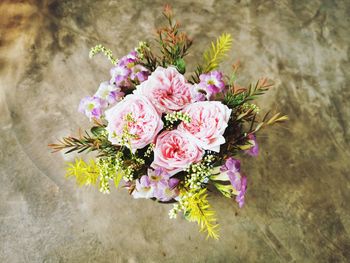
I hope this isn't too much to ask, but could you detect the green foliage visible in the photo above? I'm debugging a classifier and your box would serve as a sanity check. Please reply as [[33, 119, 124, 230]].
[[212, 182, 237, 198], [113, 171, 124, 189], [191, 33, 232, 83], [223, 92, 245, 108], [224, 79, 272, 109], [174, 58, 186, 74], [66, 158, 99, 186], [157, 5, 192, 68], [251, 112, 288, 134], [139, 48, 159, 72], [183, 189, 219, 240], [49, 126, 119, 157], [203, 33, 232, 73], [89, 44, 118, 65], [243, 79, 272, 102]]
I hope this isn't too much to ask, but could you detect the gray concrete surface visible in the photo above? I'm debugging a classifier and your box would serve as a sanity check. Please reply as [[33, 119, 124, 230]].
[[1, 0, 350, 262]]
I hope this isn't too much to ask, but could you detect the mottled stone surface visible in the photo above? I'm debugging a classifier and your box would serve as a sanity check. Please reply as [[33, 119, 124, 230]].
[[1, 0, 350, 262]]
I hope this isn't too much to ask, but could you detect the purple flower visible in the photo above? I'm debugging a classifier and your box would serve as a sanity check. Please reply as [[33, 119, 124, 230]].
[[220, 157, 247, 208], [110, 50, 149, 87], [110, 65, 131, 86], [148, 168, 179, 201], [195, 71, 225, 100], [132, 175, 154, 199], [94, 81, 124, 104], [236, 176, 247, 208], [245, 134, 259, 157], [220, 158, 241, 174], [190, 87, 207, 102], [153, 177, 179, 202], [78, 96, 107, 121], [132, 168, 179, 201], [130, 64, 150, 83], [148, 167, 170, 185], [118, 50, 138, 67]]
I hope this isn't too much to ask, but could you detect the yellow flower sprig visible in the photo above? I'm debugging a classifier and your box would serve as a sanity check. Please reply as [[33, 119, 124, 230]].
[[65, 158, 99, 186], [202, 33, 233, 73], [169, 188, 219, 240]]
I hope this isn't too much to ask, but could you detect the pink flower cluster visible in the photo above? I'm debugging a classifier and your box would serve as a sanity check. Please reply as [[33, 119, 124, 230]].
[[79, 61, 254, 203], [105, 67, 231, 175]]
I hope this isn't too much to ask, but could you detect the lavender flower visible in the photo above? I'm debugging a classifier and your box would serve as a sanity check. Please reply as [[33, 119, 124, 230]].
[[132, 175, 154, 199], [195, 71, 225, 100], [130, 64, 150, 83], [110, 65, 131, 86], [191, 88, 207, 102], [94, 81, 124, 104], [118, 50, 138, 67], [78, 96, 107, 121], [132, 168, 179, 201], [220, 157, 241, 177], [220, 157, 247, 207], [236, 176, 247, 208], [110, 50, 149, 87], [245, 134, 259, 157]]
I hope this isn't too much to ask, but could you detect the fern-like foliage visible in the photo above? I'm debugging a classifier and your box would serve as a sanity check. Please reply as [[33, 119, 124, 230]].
[[203, 33, 232, 73], [183, 189, 219, 239], [66, 158, 99, 186], [191, 33, 233, 83]]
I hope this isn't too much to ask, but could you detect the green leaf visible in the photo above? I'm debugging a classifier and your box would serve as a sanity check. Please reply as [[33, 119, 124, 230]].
[[213, 182, 238, 198], [175, 58, 186, 74], [114, 171, 124, 188], [91, 126, 105, 137]]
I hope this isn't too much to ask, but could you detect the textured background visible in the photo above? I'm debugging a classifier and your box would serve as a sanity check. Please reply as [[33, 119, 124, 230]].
[[1, 0, 350, 262]]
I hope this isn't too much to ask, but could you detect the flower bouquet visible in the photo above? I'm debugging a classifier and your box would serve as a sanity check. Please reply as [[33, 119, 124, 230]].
[[49, 5, 287, 239]]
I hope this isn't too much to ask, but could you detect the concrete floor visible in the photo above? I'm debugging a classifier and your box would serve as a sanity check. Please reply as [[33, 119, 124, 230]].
[[1, 0, 350, 262]]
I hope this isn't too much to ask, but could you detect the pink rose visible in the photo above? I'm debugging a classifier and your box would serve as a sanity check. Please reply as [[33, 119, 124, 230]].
[[178, 101, 232, 152], [134, 66, 194, 113], [152, 130, 203, 176], [105, 94, 163, 152]]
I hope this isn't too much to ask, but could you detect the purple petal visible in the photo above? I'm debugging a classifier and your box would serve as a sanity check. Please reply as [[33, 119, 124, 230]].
[[168, 178, 179, 189], [236, 176, 247, 208], [91, 108, 102, 118], [225, 157, 241, 172], [245, 134, 259, 157], [140, 175, 151, 187], [228, 172, 241, 190], [154, 167, 164, 176]]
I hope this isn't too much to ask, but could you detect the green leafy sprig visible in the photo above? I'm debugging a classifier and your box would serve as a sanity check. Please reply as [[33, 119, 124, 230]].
[[49, 126, 119, 157], [156, 5, 192, 73]]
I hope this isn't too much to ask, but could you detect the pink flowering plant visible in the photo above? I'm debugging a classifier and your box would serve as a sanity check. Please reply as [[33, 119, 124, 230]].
[[49, 5, 287, 239]]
